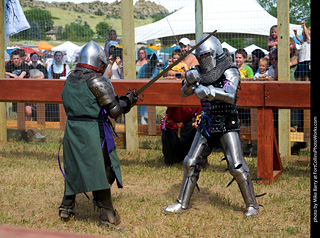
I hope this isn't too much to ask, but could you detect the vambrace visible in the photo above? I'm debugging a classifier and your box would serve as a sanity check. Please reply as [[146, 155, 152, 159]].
[[181, 79, 195, 98], [107, 92, 138, 118], [181, 68, 201, 98], [105, 96, 128, 119]]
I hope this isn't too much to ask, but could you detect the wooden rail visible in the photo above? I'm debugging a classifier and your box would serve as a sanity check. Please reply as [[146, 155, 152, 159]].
[[0, 79, 311, 184]]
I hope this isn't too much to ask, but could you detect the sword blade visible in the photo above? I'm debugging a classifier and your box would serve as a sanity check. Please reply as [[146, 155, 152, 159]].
[[135, 30, 217, 95]]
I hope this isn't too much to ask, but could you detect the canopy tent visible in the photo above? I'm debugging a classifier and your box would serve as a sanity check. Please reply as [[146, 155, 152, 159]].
[[37, 41, 54, 51], [221, 42, 237, 53], [244, 44, 269, 55], [51, 41, 81, 52], [134, 0, 302, 45], [22, 47, 44, 56], [52, 41, 81, 63]]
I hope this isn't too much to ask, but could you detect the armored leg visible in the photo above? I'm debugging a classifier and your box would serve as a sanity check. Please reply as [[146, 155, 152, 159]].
[[93, 189, 120, 227], [220, 132, 259, 216], [59, 194, 76, 221], [163, 131, 207, 213]]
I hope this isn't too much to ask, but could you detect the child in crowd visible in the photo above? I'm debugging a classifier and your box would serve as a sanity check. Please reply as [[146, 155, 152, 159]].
[[235, 48, 254, 155], [254, 58, 270, 80], [235, 48, 254, 79], [166, 49, 189, 79], [267, 25, 278, 54], [294, 21, 311, 81]]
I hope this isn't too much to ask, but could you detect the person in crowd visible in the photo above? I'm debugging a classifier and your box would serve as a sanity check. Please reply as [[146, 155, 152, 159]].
[[160, 49, 204, 166], [5, 50, 45, 140], [251, 49, 265, 73], [58, 40, 138, 226], [5, 50, 29, 79], [289, 37, 307, 154], [253, 58, 270, 80], [136, 52, 159, 79], [48, 51, 70, 79], [289, 37, 299, 77], [165, 49, 189, 78], [223, 48, 233, 63], [136, 53, 159, 124], [235, 48, 254, 79], [294, 21, 311, 81], [267, 25, 278, 54], [235, 48, 254, 155], [104, 48, 123, 79], [106, 41, 119, 64], [47, 51, 70, 122], [268, 49, 278, 80], [136, 46, 148, 75], [178, 37, 199, 68], [104, 29, 121, 58], [29, 52, 48, 79]]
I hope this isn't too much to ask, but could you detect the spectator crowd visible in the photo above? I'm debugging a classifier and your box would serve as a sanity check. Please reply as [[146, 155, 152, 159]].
[[4, 23, 311, 155]]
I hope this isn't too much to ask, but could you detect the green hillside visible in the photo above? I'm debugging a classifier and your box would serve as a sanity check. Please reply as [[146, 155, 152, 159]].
[[25, 7, 153, 38]]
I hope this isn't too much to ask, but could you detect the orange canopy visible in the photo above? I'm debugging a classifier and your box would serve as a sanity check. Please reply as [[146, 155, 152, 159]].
[[37, 41, 54, 51]]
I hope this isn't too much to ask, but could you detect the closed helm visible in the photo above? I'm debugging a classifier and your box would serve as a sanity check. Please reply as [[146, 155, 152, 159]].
[[77, 40, 108, 73], [195, 34, 224, 74]]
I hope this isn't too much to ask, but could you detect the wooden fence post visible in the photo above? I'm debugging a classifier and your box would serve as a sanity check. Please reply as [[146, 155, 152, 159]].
[[0, 0, 7, 144], [121, 0, 138, 151], [277, 0, 291, 157]]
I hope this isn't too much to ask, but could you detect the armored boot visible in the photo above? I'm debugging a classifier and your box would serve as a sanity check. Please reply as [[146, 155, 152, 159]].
[[59, 194, 76, 221], [163, 170, 200, 213], [93, 189, 120, 227], [237, 174, 259, 216]]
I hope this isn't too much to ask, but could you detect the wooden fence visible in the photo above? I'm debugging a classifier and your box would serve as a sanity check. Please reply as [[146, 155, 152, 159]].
[[0, 79, 311, 184]]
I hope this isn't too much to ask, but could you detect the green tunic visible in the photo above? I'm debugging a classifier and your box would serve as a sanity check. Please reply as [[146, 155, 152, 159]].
[[61, 80, 122, 196]]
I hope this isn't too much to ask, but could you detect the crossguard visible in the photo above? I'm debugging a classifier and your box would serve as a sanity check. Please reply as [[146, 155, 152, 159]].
[[128, 88, 144, 101]]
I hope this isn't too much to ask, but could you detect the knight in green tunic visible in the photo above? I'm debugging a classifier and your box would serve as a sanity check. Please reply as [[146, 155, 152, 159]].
[[58, 41, 138, 227]]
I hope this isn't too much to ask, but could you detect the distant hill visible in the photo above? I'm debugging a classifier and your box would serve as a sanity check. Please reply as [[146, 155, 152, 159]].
[[20, 0, 169, 19]]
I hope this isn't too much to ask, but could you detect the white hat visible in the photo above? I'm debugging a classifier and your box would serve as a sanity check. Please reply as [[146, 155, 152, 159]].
[[179, 37, 190, 46], [108, 40, 118, 47]]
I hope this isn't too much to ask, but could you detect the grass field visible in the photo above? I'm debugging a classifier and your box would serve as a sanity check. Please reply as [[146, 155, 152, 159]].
[[0, 130, 310, 237]]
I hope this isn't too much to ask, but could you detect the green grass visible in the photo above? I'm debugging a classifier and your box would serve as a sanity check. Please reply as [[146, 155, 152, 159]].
[[0, 130, 311, 237]]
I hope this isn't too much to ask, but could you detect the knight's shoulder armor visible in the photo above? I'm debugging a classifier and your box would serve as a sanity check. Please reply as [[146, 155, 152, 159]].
[[86, 75, 116, 107]]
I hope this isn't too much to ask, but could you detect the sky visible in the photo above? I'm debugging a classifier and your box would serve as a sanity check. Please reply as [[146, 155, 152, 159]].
[[40, 0, 193, 13]]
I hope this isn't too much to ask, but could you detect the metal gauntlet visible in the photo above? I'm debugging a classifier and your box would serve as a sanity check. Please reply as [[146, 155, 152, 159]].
[[119, 92, 138, 114]]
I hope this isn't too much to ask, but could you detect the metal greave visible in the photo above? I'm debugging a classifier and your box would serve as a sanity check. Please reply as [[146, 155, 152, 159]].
[[177, 131, 207, 209], [220, 132, 258, 210]]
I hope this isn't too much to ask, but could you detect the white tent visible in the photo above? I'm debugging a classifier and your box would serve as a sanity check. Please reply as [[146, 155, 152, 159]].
[[51, 41, 81, 52], [221, 42, 237, 53], [244, 44, 269, 55], [51, 41, 81, 63], [135, 0, 301, 44]]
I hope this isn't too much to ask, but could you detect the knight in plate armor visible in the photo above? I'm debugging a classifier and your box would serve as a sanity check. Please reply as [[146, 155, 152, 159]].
[[163, 34, 261, 217], [58, 41, 138, 226]]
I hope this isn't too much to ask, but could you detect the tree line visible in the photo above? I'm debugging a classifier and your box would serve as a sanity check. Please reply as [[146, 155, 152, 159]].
[[11, 8, 113, 42]]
